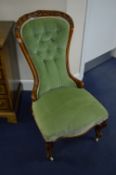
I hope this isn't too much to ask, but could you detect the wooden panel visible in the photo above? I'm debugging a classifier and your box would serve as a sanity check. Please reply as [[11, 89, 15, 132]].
[[0, 57, 2, 67], [0, 98, 10, 111], [0, 84, 6, 95], [2, 24, 20, 106], [0, 69, 4, 80], [0, 22, 13, 48], [0, 71, 3, 80], [0, 21, 21, 123]]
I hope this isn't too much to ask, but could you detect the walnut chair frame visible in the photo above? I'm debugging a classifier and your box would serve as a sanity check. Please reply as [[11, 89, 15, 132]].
[[15, 10, 108, 161]]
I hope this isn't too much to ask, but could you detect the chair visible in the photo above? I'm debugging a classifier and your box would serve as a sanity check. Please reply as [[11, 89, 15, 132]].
[[15, 10, 108, 161]]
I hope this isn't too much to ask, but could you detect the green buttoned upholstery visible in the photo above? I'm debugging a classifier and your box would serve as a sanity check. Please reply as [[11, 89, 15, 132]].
[[20, 15, 108, 142], [21, 18, 76, 97]]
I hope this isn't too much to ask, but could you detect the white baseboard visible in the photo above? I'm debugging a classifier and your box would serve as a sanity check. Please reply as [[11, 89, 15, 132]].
[[20, 72, 82, 91], [111, 49, 116, 58], [20, 80, 33, 90]]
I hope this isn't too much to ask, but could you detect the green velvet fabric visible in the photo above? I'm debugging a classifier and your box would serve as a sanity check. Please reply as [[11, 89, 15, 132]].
[[21, 17, 76, 97], [33, 87, 108, 141], [21, 16, 108, 142]]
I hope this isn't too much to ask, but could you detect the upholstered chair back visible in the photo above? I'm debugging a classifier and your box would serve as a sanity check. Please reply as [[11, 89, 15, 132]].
[[19, 12, 76, 97]]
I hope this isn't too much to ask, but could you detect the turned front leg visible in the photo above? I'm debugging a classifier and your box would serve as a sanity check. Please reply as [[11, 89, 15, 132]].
[[45, 142, 54, 161], [95, 120, 107, 142], [95, 125, 103, 142]]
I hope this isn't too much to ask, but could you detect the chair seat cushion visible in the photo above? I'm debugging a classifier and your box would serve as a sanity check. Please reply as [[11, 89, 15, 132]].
[[32, 87, 108, 141]]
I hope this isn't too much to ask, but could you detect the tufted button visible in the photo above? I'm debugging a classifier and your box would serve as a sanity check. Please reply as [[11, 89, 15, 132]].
[[34, 32, 39, 38], [40, 40, 45, 44], [57, 47, 62, 53], [43, 59, 47, 64], [47, 49, 51, 54], [56, 29, 61, 34], [37, 50, 41, 56], [51, 38, 55, 43], [54, 57, 57, 62], [45, 31, 51, 36]]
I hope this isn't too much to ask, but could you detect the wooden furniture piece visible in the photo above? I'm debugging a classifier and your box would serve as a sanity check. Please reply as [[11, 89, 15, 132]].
[[0, 21, 21, 123], [16, 10, 108, 160]]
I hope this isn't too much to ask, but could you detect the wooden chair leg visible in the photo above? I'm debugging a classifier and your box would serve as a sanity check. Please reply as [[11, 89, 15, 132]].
[[101, 120, 107, 128], [95, 125, 102, 142], [45, 142, 54, 161], [95, 120, 107, 142]]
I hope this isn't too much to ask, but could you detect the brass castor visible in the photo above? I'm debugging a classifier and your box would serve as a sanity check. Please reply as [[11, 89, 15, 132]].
[[95, 137, 100, 142], [49, 156, 54, 161], [95, 123, 104, 142], [45, 142, 54, 161]]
